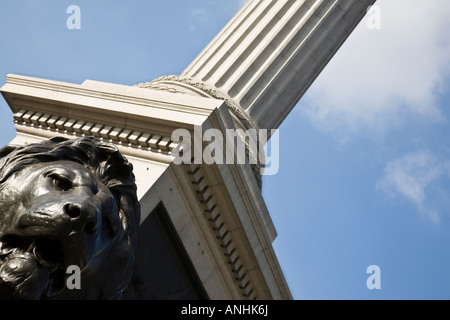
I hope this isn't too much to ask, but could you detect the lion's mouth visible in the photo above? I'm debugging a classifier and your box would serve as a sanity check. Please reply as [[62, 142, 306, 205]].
[[0, 235, 66, 298], [1, 235, 63, 269]]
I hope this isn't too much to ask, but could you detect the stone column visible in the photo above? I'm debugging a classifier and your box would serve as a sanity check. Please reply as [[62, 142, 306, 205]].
[[179, 0, 376, 131]]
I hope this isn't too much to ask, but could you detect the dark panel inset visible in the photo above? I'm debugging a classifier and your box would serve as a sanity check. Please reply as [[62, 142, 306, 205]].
[[125, 202, 208, 300]]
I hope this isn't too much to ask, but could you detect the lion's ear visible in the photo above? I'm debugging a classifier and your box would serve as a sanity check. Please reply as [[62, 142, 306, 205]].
[[0, 144, 22, 159]]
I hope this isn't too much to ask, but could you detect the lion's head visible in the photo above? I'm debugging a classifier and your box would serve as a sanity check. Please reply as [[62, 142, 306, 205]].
[[0, 136, 140, 299]]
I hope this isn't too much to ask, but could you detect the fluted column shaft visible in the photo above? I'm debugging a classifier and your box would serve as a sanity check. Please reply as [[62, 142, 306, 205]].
[[181, 0, 376, 131]]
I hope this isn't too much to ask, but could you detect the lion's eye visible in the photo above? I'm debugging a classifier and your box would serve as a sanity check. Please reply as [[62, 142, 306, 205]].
[[49, 174, 73, 191]]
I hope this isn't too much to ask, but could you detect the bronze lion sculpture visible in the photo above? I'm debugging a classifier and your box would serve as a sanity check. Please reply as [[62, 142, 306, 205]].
[[0, 136, 140, 299]]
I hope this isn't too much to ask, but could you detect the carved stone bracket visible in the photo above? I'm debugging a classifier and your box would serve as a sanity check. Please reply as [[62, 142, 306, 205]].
[[185, 162, 257, 300], [13, 109, 176, 153]]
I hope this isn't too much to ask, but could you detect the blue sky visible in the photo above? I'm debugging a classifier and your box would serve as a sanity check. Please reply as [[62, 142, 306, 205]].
[[1, 1, 450, 300]]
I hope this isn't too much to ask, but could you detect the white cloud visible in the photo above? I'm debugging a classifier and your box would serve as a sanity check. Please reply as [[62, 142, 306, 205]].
[[301, 0, 450, 141], [376, 151, 450, 224], [191, 8, 208, 23]]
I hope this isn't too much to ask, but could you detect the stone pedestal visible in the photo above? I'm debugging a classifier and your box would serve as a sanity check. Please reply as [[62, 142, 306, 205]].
[[1, 74, 290, 299]]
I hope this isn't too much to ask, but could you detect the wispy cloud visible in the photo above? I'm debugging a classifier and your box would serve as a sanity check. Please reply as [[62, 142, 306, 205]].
[[301, 0, 450, 142], [188, 0, 246, 32], [188, 8, 208, 32], [376, 151, 450, 224], [191, 8, 208, 23]]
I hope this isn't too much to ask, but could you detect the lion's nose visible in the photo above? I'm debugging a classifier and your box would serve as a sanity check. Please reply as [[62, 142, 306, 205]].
[[63, 202, 98, 235]]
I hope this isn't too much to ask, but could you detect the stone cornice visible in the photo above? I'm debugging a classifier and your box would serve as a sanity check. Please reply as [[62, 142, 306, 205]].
[[5, 74, 219, 118], [1, 75, 225, 139]]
